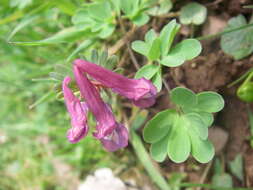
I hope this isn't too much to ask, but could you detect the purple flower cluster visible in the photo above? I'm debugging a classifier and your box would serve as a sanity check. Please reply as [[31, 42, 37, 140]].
[[62, 59, 157, 151]]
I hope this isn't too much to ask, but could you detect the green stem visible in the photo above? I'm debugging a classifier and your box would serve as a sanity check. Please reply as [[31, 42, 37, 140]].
[[196, 23, 253, 41], [227, 68, 253, 88], [180, 183, 252, 190], [130, 130, 171, 190]]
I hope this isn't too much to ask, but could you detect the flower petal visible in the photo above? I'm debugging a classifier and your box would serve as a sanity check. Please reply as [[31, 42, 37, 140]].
[[62, 77, 89, 143], [74, 59, 157, 108], [100, 123, 128, 152]]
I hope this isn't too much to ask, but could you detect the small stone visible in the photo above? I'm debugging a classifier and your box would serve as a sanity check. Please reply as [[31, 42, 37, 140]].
[[78, 168, 127, 190]]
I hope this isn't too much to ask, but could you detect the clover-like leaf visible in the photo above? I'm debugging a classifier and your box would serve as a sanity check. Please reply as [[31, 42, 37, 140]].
[[143, 109, 177, 143], [161, 39, 201, 67], [132, 13, 150, 26], [88, 1, 111, 21], [159, 19, 180, 57], [152, 69, 162, 92], [135, 64, 159, 79], [196, 92, 225, 113], [221, 14, 253, 60], [167, 116, 191, 163], [170, 87, 197, 108], [180, 2, 207, 25], [135, 64, 162, 91], [188, 129, 214, 163], [145, 29, 157, 46], [150, 134, 169, 162], [131, 41, 149, 56], [148, 38, 161, 61], [185, 113, 208, 140]]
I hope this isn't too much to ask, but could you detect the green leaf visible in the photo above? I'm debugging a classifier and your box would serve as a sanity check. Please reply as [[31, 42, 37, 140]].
[[148, 38, 161, 61], [167, 116, 191, 163], [132, 13, 149, 26], [143, 109, 177, 143], [161, 39, 201, 67], [150, 134, 169, 162], [9, 27, 90, 46], [135, 64, 159, 79], [221, 14, 253, 60], [180, 2, 207, 25], [7, 15, 39, 41], [229, 154, 244, 182], [145, 29, 157, 45], [185, 113, 208, 140], [159, 19, 180, 57], [196, 92, 225, 113], [170, 87, 197, 108], [189, 130, 214, 163], [196, 112, 214, 127], [72, 9, 93, 29], [88, 1, 111, 21], [152, 69, 162, 92], [148, 0, 173, 16], [98, 24, 115, 38], [131, 40, 149, 56], [67, 39, 95, 62]]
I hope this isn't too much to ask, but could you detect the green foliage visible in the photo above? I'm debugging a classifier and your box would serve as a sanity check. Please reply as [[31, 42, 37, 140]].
[[179, 2, 207, 25], [132, 20, 201, 91], [135, 64, 162, 91], [132, 20, 201, 64], [120, 0, 151, 26], [143, 87, 224, 163], [237, 71, 253, 102], [72, 1, 116, 38], [221, 14, 253, 60], [148, 0, 173, 16]]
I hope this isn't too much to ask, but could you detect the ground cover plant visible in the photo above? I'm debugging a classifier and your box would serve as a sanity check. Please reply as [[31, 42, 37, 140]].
[[1, 0, 253, 190]]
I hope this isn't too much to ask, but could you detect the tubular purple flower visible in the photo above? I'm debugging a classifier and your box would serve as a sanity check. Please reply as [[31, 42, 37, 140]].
[[62, 76, 89, 143], [74, 59, 157, 108], [73, 65, 129, 151], [73, 65, 115, 139]]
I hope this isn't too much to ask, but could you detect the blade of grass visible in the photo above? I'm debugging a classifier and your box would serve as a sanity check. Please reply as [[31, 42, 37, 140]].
[[130, 130, 171, 190], [29, 91, 56, 109]]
